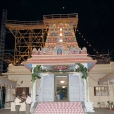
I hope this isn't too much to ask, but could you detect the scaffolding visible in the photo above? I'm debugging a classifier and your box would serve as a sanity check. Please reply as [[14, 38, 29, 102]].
[[6, 20, 47, 65], [5, 13, 78, 65], [0, 9, 7, 74]]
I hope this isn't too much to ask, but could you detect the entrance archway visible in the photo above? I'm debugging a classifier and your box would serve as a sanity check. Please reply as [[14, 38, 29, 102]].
[[54, 75, 69, 101]]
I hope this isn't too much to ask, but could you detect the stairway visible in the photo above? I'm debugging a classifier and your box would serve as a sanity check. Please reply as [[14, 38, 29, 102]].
[[34, 102, 85, 114]]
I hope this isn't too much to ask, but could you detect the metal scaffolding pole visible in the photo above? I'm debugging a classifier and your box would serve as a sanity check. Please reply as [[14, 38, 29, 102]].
[[0, 9, 7, 74]]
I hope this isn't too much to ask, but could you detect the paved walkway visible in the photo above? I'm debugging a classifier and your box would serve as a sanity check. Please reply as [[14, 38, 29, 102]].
[[0, 108, 114, 114], [88, 108, 114, 114]]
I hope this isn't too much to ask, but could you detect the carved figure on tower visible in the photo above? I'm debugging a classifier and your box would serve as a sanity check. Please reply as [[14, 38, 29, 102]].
[[32, 47, 38, 55]]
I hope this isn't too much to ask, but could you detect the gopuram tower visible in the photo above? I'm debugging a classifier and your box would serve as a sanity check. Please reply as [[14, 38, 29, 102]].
[[24, 14, 96, 113]]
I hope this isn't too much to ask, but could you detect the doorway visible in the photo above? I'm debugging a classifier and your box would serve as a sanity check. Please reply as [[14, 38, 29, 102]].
[[54, 75, 69, 101]]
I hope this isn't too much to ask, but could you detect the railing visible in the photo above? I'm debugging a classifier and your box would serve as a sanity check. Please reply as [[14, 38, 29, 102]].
[[43, 13, 78, 19], [6, 20, 44, 25], [0, 101, 12, 109]]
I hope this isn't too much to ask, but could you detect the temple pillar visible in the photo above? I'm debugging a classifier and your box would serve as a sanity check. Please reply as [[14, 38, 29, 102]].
[[85, 77, 94, 112], [30, 65, 37, 114], [31, 65, 37, 103], [32, 80, 36, 103], [84, 79, 86, 102]]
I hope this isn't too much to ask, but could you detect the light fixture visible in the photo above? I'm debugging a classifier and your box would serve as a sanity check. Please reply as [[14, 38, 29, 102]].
[[60, 33, 62, 36], [60, 80, 65, 83], [60, 28, 62, 31], [59, 39, 63, 42], [62, 86, 65, 88]]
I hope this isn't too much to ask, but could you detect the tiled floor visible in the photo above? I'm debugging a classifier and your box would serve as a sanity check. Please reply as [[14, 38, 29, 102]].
[[0, 108, 114, 114]]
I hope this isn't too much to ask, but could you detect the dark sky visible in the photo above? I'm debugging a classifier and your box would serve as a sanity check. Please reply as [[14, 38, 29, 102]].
[[0, 0, 114, 59]]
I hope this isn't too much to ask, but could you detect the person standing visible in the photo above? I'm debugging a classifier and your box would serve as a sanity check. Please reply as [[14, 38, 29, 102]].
[[25, 94, 32, 114], [56, 92, 60, 100], [60, 91, 64, 100], [14, 95, 21, 114]]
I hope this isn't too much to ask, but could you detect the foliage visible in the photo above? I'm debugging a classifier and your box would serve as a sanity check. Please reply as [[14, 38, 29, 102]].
[[107, 101, 113, 106], [97, 102, 101, 105], [76, 63, 88, 80], [97, 102, 101, 108], [32, 65, 41, 83], [107, 101, 113, 109]]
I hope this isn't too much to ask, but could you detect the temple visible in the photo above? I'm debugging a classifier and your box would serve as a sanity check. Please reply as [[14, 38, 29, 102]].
[[23, 14, 96, 113], [2, 14, 114, 114]]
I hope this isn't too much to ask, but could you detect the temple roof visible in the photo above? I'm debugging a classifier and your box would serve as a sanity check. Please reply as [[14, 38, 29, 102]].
[[23, 54, 97, 71]]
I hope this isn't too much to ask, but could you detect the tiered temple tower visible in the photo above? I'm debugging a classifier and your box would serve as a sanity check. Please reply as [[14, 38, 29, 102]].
[[24, 14, 96, 113], [32, 14, 87, 56], [45, 22, 79, 54]]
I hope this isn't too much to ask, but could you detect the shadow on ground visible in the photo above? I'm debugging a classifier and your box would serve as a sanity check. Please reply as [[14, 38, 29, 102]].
[[0, 109, 25, 114]]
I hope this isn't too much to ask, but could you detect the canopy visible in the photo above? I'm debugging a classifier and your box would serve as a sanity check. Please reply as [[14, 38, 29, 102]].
[[0, 76, 17, 88], [99, 71, 114, 84]]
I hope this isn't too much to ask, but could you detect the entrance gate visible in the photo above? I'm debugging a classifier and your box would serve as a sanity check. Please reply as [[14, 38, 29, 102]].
[[39, 73, 84, 102]]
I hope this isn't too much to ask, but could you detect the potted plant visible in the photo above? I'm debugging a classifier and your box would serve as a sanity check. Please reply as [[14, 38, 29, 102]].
[[97, 102, 101, 108], [107, 101, 113, 110]]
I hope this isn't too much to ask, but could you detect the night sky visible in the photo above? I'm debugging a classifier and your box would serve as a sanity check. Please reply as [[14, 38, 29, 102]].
[[0, 0, 114, 60]]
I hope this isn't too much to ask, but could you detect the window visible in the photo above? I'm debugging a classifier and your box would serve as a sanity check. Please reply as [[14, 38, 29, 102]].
[[94, 86, 109, 96], [16, 87, 29, 95]]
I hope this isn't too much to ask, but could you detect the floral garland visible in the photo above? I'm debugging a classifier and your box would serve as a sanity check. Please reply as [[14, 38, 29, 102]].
[[76, 63, 88, 80], [31, 63, 88, 83], [32, 65, 41, 83]]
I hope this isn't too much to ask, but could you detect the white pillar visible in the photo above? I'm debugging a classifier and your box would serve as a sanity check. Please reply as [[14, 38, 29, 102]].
[[85, 77, 94, 112], [30, 66, 37, 113], [87, 78, 90, 102], [5, 87, 11, 107], [84, 79, 86, 102], [86, 78, 90, 102], [31, 66, 37, 103], [32, 80, 36, 103]]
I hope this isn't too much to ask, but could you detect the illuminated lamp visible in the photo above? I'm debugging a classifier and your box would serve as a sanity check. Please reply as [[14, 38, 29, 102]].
[[62, 86, 65, 88], [60, 33, 62, 36], [60, 81, 65, 83], [60, 28, 62, 31], [59, 39, 63, 42]]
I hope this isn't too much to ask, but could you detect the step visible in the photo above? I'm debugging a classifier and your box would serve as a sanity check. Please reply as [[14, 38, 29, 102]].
[[34, 102, 84, 114]]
